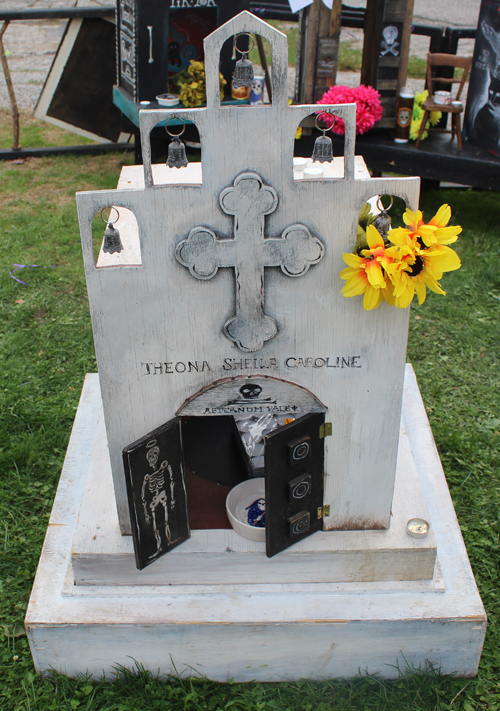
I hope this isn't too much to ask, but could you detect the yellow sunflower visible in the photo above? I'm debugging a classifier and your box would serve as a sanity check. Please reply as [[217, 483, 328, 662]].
[[385, 244, 462, 308], [340, 225, 398, 310], [388, 204, 462, 249]]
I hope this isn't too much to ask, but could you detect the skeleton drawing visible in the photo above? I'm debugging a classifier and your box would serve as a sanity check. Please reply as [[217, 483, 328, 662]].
[[141, 439, 175, 558], [380, 25, 399, 57]]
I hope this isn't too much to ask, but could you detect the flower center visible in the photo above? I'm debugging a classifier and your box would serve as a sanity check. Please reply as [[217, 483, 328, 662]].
[[408, 255, 424, 276]]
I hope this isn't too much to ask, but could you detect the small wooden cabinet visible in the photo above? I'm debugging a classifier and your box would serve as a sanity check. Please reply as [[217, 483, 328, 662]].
[[123, 411, 325, 567]]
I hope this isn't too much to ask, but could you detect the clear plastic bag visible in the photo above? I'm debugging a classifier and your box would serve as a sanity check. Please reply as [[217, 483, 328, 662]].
[[234, 414, 295, 475]]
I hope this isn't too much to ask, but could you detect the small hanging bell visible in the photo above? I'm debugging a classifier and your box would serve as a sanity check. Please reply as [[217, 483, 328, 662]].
[[233, 56, 254, 88], [373, 196, 394, 241], [103, 223, 124, 254], [166, 117, 188, 169], [312, 113, 334, 163], [312, 134, 334, 163], [167, 136, 188, 169], [233, 33, 255, 89], [101, 207, 123, 254]]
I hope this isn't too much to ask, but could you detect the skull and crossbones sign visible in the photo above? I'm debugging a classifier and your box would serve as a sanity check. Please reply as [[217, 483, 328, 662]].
[[380, 25, 399, 56]]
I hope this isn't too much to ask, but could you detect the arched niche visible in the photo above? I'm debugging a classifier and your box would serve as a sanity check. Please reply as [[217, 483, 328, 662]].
[[177, 374, 327, 417]]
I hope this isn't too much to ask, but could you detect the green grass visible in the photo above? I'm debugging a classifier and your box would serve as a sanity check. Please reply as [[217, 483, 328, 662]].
[[338, 41, 363, 73], [407, 55, 428, 80], [249, 20, 299, 68], [0, 110, 95, 150], [0, 117, 499, 709]]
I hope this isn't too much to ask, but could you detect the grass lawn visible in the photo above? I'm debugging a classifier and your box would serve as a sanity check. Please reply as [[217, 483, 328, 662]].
[[0, 111, 499, 710]]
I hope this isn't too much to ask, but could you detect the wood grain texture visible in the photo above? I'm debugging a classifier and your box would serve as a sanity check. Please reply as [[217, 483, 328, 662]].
[[25, 367, 486, 680], [76, 13, 420, 536]]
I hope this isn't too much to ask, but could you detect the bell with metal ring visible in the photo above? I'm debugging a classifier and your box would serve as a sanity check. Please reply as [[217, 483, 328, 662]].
[[166, 117, 188, 169], [101, 207, 124, 254], [373, 195, 394, 241], [312, 113, 335, 164], [233, 33, 255, 89]]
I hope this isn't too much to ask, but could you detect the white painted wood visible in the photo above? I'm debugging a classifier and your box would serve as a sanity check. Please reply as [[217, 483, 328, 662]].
[[115, 156, 369, 192], [76, 13, 420, 535], [96, 156, 369, 270], [71, 384, 437, 585], [25, 367, 486, 680]]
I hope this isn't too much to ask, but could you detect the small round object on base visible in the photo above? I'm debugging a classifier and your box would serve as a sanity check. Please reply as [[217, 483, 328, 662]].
[[433, 91, 452, 105], [303, 166, 324, 179], [407, 518, 430, 538], [156, 94, 180, 107], [394, 137, 409, 143], [226, 478, 266, 542], [293, 157, 308, 169], [139, 100, 151, 106]]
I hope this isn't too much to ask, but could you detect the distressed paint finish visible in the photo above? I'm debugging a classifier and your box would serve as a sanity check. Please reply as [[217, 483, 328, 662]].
[[76, 12, 420, 534], [176, 171, 324, 352]]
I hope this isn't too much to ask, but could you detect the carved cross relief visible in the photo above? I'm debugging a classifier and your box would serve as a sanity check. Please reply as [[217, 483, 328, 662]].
[[175, 172, 325, 352]]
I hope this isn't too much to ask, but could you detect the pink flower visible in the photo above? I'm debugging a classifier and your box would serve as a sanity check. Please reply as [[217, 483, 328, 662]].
[[317, 85, 383, 135]]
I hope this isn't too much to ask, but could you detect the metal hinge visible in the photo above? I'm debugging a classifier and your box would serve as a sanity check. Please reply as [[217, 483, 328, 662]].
[[319, 422, 332, 439], [317, 505, 331, 519]]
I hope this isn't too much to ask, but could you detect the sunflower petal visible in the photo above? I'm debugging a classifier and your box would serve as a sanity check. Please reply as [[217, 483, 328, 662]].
[[366, 224, 385, 250], [382, 283, 396, 306], [387, 226, 411, 245], [418, 225, 438, 246], [429, 246, 462, 272], [403, 209, 421, 228], [434, 225, 462, 244], [339, 266, 360, 279], [365, 260, 386, 288], [363, 284, 383, 310], [414, 280, 427, 305], [342, 252, 365, 268], [341, 273, 368, 296], [424, 274, 446, 295], [394, 283, 414, 308], [429, 204, 451, 228]]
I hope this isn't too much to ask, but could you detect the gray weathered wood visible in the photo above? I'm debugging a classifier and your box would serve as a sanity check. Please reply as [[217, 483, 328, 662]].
[[176, 171, 325, 351], [76, 12, 420, 535], [25, 367, 486, 679]]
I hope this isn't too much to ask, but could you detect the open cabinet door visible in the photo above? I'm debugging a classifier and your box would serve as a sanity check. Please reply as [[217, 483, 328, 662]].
[[265, 413, 326, 558], [123, 418, 190, 570]]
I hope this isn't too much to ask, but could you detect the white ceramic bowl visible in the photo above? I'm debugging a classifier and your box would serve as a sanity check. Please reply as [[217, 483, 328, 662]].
[[304, 166, 324, 179], [156, 93, 180, 107], [293, 157, 308, 169], [226, 478, 266, 542]]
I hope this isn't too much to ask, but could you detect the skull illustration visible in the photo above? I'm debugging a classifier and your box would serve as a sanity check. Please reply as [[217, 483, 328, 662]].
[[382, 25, 398, 45], [252, 78, 264, 93], [146, 443, 160, 469], [239, 383, 263, 400]]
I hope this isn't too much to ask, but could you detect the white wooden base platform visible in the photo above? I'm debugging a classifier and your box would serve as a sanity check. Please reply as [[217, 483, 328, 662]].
[[25, 365, 486, 680]]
